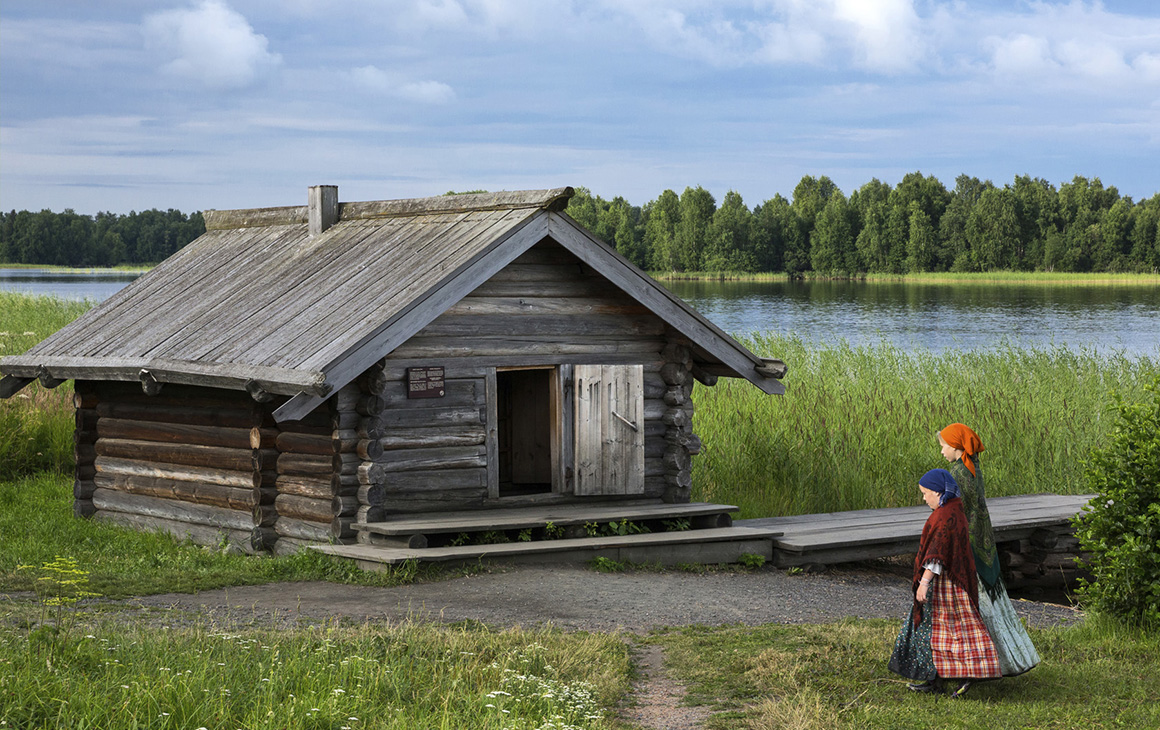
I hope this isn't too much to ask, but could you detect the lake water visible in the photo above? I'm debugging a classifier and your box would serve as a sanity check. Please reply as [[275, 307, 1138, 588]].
[[664, 279, 1160, 357], [0, 268, 142, 302], [3, 269, 1157, 357]]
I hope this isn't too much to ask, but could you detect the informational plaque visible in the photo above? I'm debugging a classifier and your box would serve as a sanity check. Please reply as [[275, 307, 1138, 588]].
[[406, 366, 445, 399]]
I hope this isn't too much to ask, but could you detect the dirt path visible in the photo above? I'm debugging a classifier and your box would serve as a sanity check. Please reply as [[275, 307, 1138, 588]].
[[124, 563, 1080, 633]]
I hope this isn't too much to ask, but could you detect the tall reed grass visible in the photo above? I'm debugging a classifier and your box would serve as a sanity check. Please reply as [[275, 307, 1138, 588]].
[[0, 292, 92, 479], [0, 618, 630, 729], [692, 333, 1159, 517]]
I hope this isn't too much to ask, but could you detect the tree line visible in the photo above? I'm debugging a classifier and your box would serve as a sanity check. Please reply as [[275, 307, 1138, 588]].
[[3, 173, 1158, 273], [0, 209, 205, 267], [566, 173, 1160, 275]]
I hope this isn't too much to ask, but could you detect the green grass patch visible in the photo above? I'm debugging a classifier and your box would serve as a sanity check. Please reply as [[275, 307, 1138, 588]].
[[0, 292, 94, 479], [693, 334, 1159, 517], [649, 616, 1160, 729], [0, 616, 630, 730], [0, 472, 464, 597]]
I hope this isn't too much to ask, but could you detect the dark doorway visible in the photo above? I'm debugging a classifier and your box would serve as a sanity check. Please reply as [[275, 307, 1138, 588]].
[[496, 368, 553, 497]]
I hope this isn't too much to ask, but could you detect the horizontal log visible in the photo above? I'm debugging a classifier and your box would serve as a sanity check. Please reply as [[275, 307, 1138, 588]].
[[277, 453, 337, 476], [248, 427, 277, 449], [76, 464, 97, 480], [368, 445, 488, 476], [76, 409, 99, 431], [275, 431, 338, 456], [272, 536, 315, 556], [92, 488, 255, 531], [387, 335, 665, 361], [444, 295, 650, 318], [275, 476, 337, 500], [357, 484, 385, 506], [94, 456, 253, 489], [376, 405, 484, 429], [93, 510, 268, 554], [330, 517, 356, 541], [380, 468, 488, 493], [357, 505, 385, 524], [379, 425, 487, 451], [74, 500, 97, 518], [418, 314, 666, 339], [94, 472, 263, 511], [275, 494, 334, 523], [73, 391, 100, 409], [98, 417, 258, 450], [96, 437, 263, 473], [76, 443, 96, 462], [371, 490, 488, 513], [96, 401, 261, 429], [274, 517, 330, 542], [74, 479, 97, 500], [358, 439, 384, 461], [333, 495, 359, 516], [378, 378, 483, 410]]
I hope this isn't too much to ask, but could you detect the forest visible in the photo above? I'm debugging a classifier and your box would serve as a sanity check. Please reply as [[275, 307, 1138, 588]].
[[0, 208, 204, 267], [2, 173, 1157, 273]]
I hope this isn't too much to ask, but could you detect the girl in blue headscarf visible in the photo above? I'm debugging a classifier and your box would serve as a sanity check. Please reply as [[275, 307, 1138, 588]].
[[888, 469, 1000, 697]]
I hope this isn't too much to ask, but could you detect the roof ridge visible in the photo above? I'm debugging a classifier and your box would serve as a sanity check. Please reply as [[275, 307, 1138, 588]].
[[205, 187, 574, 231]]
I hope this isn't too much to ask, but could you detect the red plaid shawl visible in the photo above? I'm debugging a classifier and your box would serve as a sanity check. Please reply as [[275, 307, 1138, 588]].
[[912, 497, 979, 625]]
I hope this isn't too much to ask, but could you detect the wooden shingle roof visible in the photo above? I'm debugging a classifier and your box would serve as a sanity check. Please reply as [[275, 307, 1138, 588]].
[[2, 187, 785, 421]]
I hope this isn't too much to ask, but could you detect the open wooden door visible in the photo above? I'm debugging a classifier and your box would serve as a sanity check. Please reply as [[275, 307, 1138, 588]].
[[573, 364, 645, 496]]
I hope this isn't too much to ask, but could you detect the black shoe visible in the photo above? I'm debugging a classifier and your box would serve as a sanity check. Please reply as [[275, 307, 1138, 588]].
[[907, 680, 942, 694], [947, 680, 971, 698]]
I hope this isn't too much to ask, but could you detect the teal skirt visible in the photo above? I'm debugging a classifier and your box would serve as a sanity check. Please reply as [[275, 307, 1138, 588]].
[[888, 604, 937, 682]]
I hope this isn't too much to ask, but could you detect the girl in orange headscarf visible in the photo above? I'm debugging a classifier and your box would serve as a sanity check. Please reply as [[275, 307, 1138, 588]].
[[938, 423, 1040, 677]]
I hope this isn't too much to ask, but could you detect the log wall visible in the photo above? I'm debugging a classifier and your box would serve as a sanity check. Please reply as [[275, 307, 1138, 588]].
[[269, 382, 362, 556], [83, 382, 275, 553], [353, 241, 701, 523]]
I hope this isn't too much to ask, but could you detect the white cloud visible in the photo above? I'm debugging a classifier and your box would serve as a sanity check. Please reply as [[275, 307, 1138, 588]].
[[143, 0, 281, 89], [348, 65, 455, 103], [988, 34, 1060, 77]]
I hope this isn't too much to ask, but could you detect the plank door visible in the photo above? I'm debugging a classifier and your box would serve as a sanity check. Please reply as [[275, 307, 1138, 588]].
[[573, 364, 645, 496]]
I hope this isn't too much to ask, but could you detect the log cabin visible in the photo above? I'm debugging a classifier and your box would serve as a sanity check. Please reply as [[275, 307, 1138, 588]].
[[1, 186, 787, 558]]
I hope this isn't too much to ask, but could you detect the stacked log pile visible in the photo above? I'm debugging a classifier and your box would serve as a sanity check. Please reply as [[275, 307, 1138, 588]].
[[86, 382, 275, 553], [658, 342, 699, 504], [999, 525, 1091, 592], [270, 383, 361, 555]]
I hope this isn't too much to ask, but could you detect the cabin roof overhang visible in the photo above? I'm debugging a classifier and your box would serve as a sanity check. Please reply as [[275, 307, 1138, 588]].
[[1, 187, 785, 417]]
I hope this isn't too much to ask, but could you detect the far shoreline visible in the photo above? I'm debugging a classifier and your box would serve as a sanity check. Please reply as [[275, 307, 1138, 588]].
[[652, 270, 1160, 285]]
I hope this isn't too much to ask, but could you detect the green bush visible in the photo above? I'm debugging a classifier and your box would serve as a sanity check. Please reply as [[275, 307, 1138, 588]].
[[1074, 374, 1160, 625]]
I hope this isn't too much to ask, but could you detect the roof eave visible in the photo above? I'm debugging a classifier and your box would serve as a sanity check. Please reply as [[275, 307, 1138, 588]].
[[0, 355, 329, 399]]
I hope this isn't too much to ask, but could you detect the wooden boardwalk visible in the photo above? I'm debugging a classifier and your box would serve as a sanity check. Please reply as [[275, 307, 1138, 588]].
[[739, 493, 1092, 567]]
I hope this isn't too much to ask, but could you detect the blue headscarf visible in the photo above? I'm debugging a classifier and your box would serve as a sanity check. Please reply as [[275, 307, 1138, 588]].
[[919, 468, 961, 507]]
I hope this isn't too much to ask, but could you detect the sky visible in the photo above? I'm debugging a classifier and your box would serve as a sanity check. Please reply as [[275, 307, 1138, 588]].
[[1, 0, 1158, 215]]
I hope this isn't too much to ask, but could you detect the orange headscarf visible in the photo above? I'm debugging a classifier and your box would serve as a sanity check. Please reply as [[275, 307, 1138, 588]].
[[940, 423, 985, 477]]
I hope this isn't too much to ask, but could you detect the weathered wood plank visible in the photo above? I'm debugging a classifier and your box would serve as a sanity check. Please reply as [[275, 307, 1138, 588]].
[[95, 438, 263, 473], [94, 473, 263, 511], [358, 502, 736, 535], [95, 510, 270, 554], [92, 488, 255, 531], [94, 456, 253, 489]]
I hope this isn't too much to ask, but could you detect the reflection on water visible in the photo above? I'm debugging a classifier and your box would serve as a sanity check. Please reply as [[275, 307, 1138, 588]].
[[0, 268, 141, 302], [663, 279, 1160, 356]]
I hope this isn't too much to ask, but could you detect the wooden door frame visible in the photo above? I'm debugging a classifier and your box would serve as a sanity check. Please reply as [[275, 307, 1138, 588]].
[[486, 365, 570, 500]]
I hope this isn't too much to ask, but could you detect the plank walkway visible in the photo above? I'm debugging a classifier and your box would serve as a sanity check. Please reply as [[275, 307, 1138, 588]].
[[311, 494, 1091, 569], [354, 501, 740, 536], [739, 493, 1092, 567]]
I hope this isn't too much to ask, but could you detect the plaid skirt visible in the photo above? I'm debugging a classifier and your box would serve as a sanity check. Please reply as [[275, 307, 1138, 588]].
[[889, 577, 1001, 681]]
